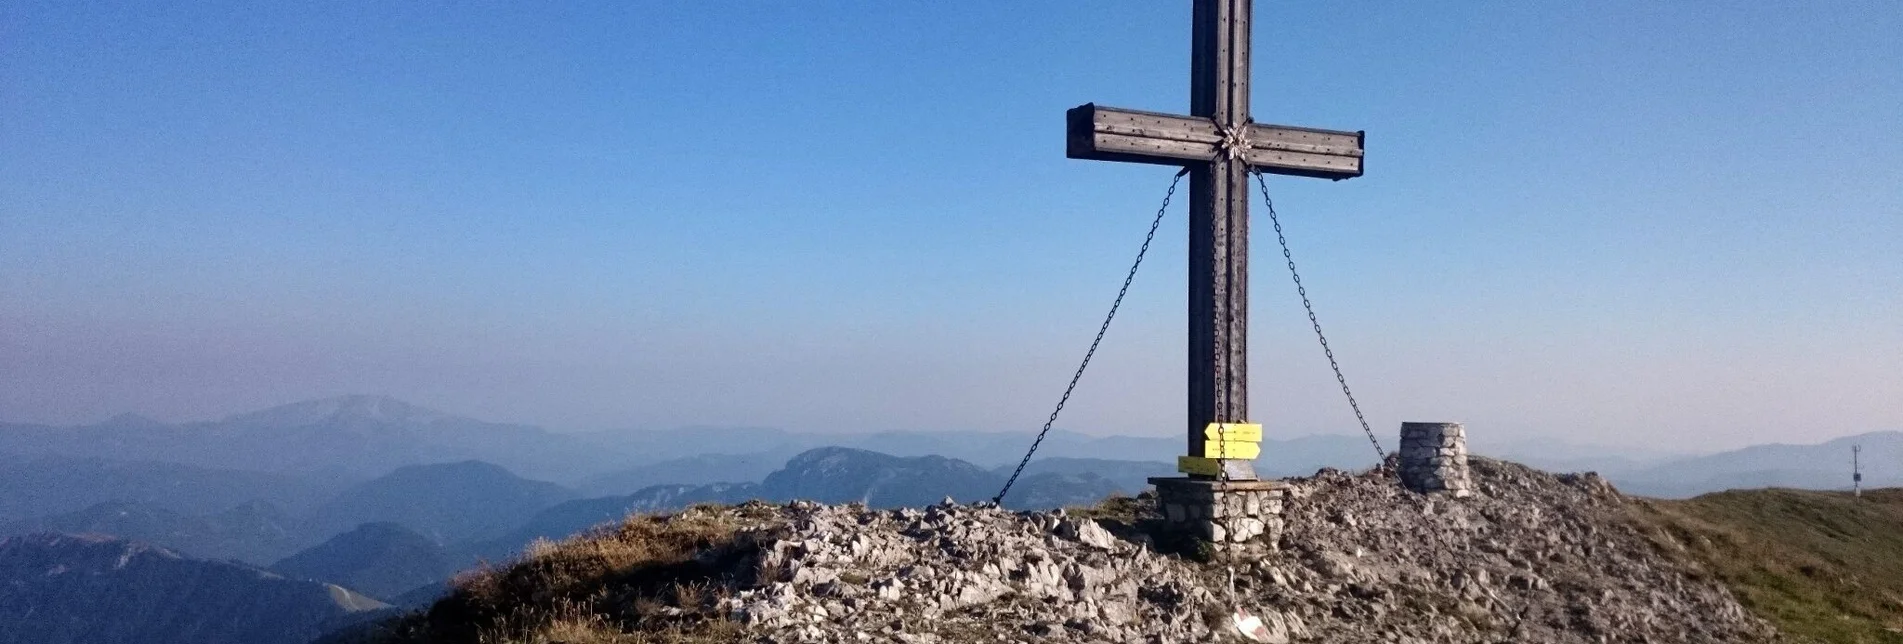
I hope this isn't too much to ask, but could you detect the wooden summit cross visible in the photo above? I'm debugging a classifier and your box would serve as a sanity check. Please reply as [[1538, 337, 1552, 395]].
[[1066, 0, 1364, 481]]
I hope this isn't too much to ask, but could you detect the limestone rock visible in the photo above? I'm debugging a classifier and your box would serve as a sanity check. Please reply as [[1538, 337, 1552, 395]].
[[549, 458, 1778, 643]]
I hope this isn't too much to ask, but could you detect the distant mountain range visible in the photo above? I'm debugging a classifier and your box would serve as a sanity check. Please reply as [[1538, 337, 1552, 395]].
[[0, 454, 340, 524], [764, 447, 999, 506], [0, 444, 1169, 643], [2, 395, 1894, 516], [307, 461, 576, 545], [271, 523, 459, 602], [4, 395, 1895, 503], [1602, 431, 1902, 498], [0, 396, 625, 482], [2, 395, 1896, 643], [574, 423, 1394, 480], [575, 451, 793, 496], [0, 395, 1398, 487], [464, 447, 1138, 562], [997, 457, 1178, 493], [0, 500, 309, 565], [0, 533, 387, 644]]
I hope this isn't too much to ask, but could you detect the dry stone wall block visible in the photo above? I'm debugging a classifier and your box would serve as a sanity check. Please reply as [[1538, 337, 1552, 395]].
[[1148, 477, 1290, 552], [1399, 421, 1473, 497]]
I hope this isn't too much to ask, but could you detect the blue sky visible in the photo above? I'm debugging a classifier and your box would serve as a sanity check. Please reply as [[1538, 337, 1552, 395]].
[[2, 2, 1898, 452]]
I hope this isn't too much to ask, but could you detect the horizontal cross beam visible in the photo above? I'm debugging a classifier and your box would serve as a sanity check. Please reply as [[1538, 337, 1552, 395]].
[[1066, 103, 1364, 180]]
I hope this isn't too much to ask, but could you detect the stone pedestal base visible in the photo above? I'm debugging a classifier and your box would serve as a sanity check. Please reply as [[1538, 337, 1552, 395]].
[[1148, 477, 1289, 553], [1399, 421, 1472, 497]]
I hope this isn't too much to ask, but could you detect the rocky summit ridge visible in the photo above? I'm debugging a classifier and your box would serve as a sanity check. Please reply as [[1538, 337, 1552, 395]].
[[375, 458, 1776, 644]]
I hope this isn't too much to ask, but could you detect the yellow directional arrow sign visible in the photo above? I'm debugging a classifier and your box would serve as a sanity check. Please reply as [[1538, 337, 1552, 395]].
[[1201, 441, 1261, 459], [1178, 423, 1265, 474], [1204, 422, 1262, 443]]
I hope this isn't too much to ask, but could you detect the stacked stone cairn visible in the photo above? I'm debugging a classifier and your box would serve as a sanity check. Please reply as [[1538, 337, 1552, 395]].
[[1398, 421, 1472, 497], [1146, 477, 1291, 553]]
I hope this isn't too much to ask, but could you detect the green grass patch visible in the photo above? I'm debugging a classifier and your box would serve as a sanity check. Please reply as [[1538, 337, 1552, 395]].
[[1630, 488, 1903, 643]]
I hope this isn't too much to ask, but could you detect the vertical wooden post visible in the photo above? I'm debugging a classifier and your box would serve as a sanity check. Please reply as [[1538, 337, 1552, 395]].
[[1063, 0, 1364, 484], [1186, 0, 1255, 477]]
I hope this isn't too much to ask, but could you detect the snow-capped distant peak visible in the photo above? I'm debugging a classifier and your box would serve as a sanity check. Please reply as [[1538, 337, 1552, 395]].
[[220, 395, 448, 429]]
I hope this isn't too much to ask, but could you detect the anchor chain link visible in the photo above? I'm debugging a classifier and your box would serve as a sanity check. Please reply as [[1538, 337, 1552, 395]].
[[1250, 170, 1387, 462], [995, 165, 1387, 504], [994, 168, 1190, 504]]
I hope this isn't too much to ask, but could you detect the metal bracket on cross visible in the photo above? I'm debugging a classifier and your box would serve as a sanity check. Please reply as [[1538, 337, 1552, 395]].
[[1215, 122, 1254, 163]]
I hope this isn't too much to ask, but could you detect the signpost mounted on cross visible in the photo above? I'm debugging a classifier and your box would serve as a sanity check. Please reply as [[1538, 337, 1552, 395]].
[[1066, 0, 1364, 481]]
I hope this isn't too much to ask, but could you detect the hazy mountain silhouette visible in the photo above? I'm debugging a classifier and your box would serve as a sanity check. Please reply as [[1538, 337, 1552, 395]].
[[1612, 431, 1903, 498], [0, 455, 338, 524], [0, 396, 1397, 489], [993, 457, 1176, 493], [308, 461, 576, 544], [0, 395, 627, 481], [1, 500, 308, 566], [471, 448, 1135, 562], [1470, 435, 1688, 475], [0, 533, 386, 644], [7, 396, 1896, 520], [468, 481, 765, 562], [272, 522, 458, 602], [577, 425, 809, 464], [577, 425, 1389, 473], [1001, 471, 1128, 511], [762, 447, 998, 507], [574, 451, 796, 496]]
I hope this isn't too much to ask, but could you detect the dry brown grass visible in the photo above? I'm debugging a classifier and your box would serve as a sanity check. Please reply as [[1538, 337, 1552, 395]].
[[364, 504, 775, 644], [1068, 492, 1150, 524]]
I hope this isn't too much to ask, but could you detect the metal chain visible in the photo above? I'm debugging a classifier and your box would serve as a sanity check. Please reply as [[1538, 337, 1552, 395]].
[[994, 168, 1190, 504], [1251, 170, 1387, 462]]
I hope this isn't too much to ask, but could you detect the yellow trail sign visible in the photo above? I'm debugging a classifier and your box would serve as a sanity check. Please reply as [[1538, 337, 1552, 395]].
[[1201, 441, 1261, 460], [1204, 422, 1262, 442], [1177, 456, 1221, 476], [1178, 423, 1265, 474]]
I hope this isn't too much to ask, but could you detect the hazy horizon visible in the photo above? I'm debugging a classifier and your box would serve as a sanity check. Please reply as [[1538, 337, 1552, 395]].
[[4, 3, 1898, 453], [6, 392, 1896, 463]]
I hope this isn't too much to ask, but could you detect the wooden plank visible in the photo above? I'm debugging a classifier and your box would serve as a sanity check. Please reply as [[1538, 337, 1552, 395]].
[[1086, 132, 1213, 166], [1249, 124, 1362, 152], [1066, 104, 1212, 166], [1188, 0, 1254, 468], [1096, 107, 1223, 141], [1204, 422, 1263, 442], [1188, 159, 1250, 462], [1246, 146, 1363, 179], [1066, 104, 1364, 179], [1245, 125, 1364, 179]]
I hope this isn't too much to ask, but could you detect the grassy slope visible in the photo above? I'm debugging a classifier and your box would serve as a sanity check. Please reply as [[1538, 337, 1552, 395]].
[[1631, 488, 1903, 644], [341, 504, 763, 644]]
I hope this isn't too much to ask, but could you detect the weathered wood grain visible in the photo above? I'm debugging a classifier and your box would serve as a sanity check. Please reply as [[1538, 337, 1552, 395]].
[[1065, 104, 1364, 179]]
